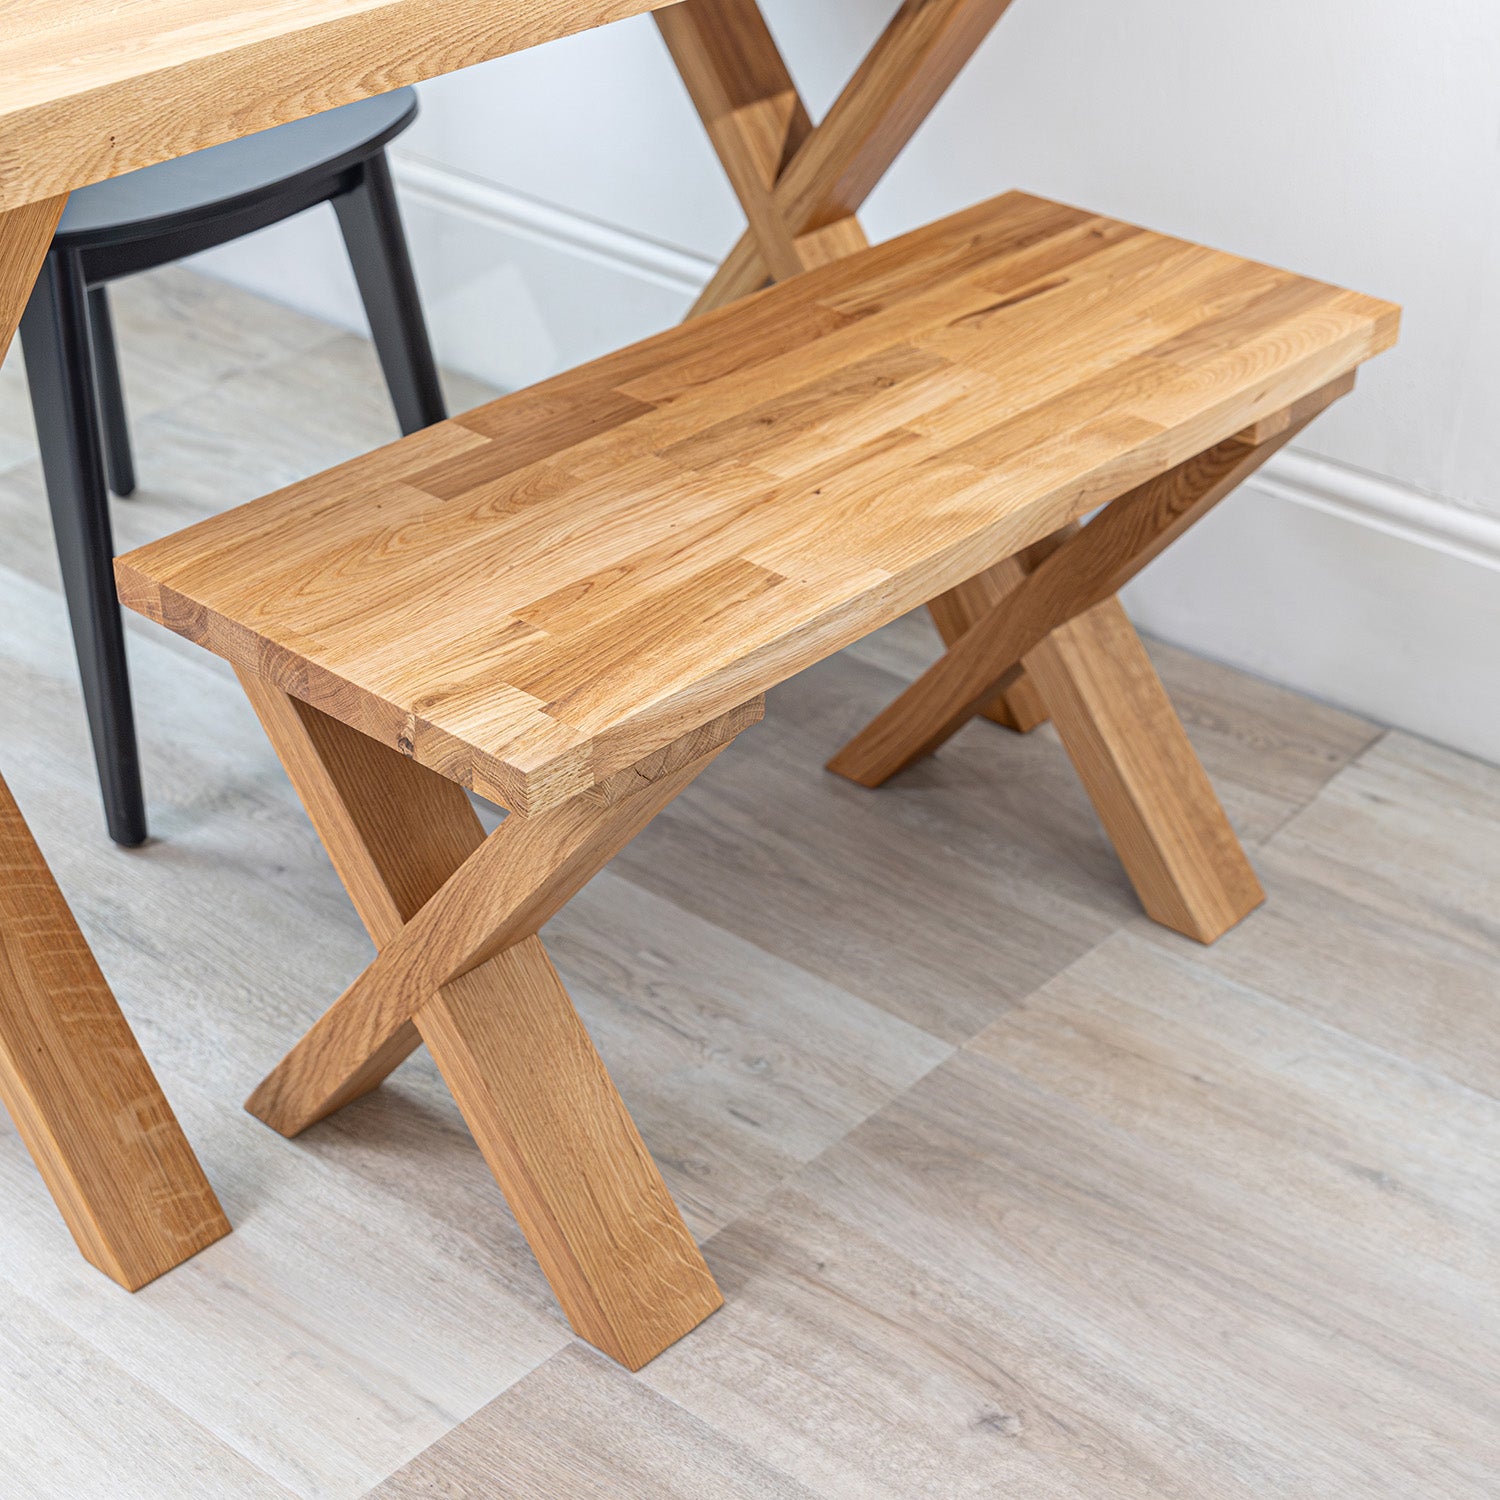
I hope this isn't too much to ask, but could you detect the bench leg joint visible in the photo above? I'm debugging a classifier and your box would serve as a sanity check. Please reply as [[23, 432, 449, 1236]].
[[238, 678, 756, 1366], [827, 377, 1355, 940]]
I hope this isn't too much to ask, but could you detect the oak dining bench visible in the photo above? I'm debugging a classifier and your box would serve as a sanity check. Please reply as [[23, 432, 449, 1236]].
[[116, 189, 1399, 1369]]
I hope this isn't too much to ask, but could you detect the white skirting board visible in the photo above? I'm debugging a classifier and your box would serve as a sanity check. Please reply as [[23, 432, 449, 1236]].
[[189, 153, 709, 396], [1123, 456, 1500, 767], [191, 156, 1500, 768]]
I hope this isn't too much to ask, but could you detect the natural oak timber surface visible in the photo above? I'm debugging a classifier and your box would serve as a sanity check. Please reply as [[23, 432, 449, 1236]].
[[655, 0, 825, 284], [672, 0, 1022, 314], [828, 374, 1354, 787], [1027, 600, 1268, 943], [416, 934, 725, 1372], [235, 668, 486, 944], [117, 192, 1399, 822], [662, 0, 1039, 724], [0, 772, 229, 1289], [236, 669, 489, 1112], [246, 708, 756, 1138], [0, 258, 1480, 1483], [927, 558, 1050, 732], [775, 0, 1022, 232], [240, 704, 748, 1369], [0, 195, 64, 362], [0, 0, 682, 212], [0, 193, 228, 1291]]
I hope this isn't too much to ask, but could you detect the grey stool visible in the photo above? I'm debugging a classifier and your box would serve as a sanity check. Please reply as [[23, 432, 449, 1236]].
[[20, 88, 444, 846]]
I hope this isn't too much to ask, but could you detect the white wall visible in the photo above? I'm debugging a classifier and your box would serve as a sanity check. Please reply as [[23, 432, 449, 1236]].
[[195, 0, 1500, 762]]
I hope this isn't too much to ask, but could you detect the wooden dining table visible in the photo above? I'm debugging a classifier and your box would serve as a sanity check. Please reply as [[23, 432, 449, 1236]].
[[0, 0, 1241, 1313]]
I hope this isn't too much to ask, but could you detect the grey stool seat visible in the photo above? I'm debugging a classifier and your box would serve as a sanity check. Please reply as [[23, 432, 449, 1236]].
[[21, 87, 445, 846]]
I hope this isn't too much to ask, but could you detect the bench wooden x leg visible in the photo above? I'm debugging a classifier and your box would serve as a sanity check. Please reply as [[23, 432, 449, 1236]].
[[0, 198, 229, 1289], [237, 672, 762, 1369], [659, 0, 1320, 942], [829, 375, 1355, 939]]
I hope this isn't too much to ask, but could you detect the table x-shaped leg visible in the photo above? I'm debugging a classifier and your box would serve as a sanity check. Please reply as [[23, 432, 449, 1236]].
[[238, 672, 763, 1369], [657, 0, 1039, 728], [0, 198, 229, 1288], [0, 769, 231, 1288], [828, 375, 1355, 939], [658, 0, 1303, 941]]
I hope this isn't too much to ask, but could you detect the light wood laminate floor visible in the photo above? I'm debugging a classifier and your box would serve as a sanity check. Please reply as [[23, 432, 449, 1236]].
[[0, 269, 1495, 1499]]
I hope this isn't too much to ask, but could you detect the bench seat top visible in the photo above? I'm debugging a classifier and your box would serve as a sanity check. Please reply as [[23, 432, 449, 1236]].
[[117, 191, 1398, 816]]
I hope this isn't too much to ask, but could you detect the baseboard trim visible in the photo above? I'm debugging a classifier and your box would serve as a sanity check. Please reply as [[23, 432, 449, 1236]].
[[1126, 456, 1500, 766], [389, 155, 1500, 582], [1254, 449, 1500, 574], [390, 150, 716, 296]]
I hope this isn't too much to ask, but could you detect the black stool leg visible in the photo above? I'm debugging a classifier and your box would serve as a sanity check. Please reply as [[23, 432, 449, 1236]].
[[87, 285, 136, 498], [332, 151, 446, 436], [20, 253, 148, 846]]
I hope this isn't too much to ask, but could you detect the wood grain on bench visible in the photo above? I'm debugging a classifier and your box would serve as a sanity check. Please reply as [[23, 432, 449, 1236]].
[[117, 191, 1398, 818]]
